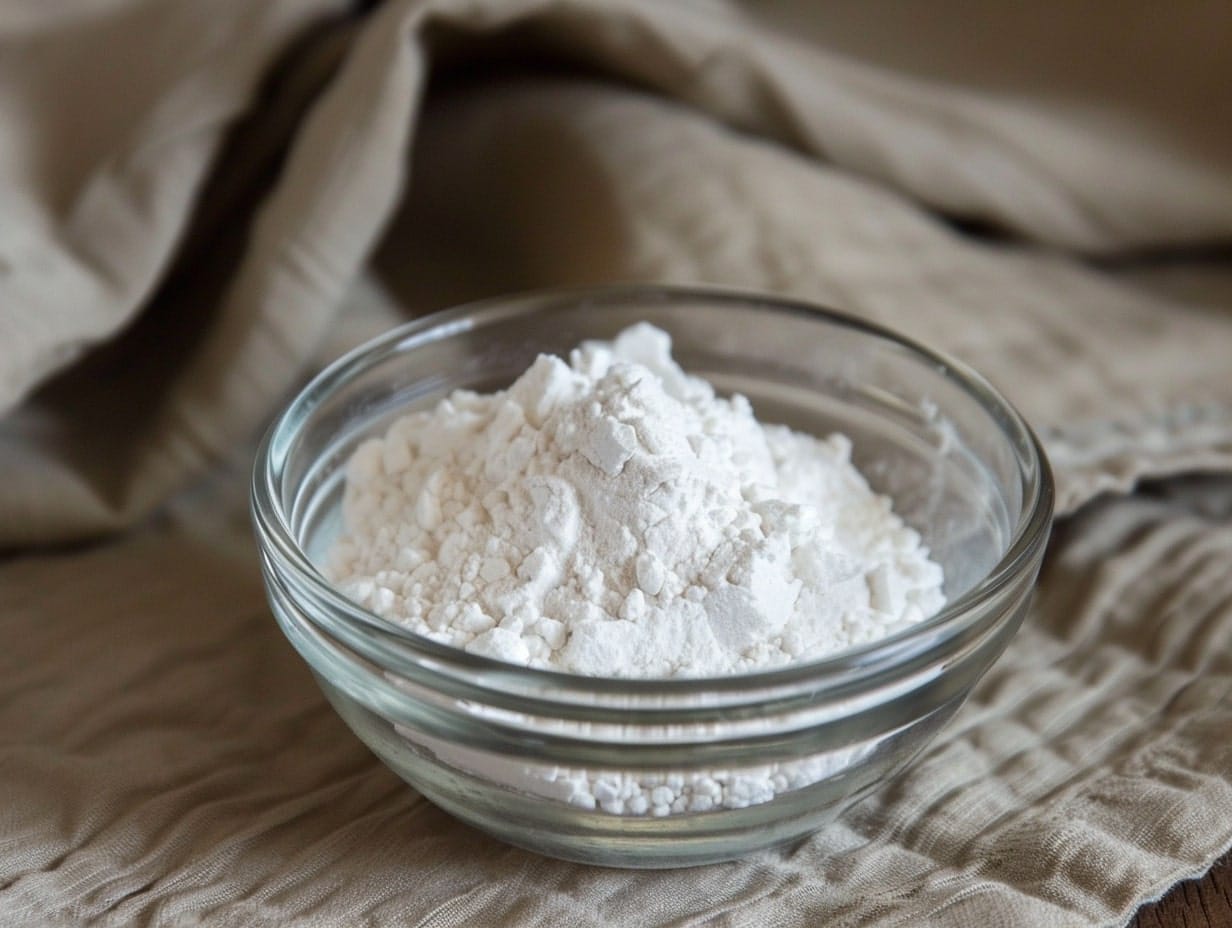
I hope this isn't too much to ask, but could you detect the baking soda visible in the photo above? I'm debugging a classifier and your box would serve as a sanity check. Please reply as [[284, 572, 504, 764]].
[[327, 323, 945, 812], [329, 324, 944, 675]]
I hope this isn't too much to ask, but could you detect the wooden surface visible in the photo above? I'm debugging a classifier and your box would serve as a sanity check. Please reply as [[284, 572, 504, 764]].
[[1131, 854, 1232, 928]]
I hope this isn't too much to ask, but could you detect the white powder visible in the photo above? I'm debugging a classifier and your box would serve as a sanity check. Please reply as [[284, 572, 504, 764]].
[[329, 323, 944, 676], [327, 323, 946, 814]]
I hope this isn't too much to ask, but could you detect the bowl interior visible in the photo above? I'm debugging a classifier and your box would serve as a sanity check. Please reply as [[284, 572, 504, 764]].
[[274, 291, 1030, 622]]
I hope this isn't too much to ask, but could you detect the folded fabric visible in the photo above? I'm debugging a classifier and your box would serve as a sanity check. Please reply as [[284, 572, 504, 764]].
[[2, 0, 1231, 542]]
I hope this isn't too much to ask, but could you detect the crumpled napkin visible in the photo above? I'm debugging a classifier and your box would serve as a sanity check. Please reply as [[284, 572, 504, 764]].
[[2, 0, 1231, 543]]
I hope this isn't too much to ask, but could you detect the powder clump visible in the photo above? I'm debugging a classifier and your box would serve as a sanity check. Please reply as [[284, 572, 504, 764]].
[[328, 323, 944, 677]]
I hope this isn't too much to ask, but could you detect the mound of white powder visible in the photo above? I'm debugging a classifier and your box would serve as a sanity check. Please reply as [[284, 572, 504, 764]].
[[328, 323, 944, 678]]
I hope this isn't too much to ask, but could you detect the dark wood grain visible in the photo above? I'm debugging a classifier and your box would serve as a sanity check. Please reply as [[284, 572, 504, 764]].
[[1130, 854, 1232, 928]]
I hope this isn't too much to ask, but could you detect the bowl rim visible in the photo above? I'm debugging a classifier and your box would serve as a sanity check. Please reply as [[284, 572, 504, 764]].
[[252, 284, 1054, 695]]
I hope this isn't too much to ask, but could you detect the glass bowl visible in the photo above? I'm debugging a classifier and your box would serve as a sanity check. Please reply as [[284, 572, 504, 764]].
[[251, 286, 1053, 868]]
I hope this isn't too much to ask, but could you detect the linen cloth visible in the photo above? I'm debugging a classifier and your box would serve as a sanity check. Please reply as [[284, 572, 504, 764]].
[[2, 1, 1231, 925]]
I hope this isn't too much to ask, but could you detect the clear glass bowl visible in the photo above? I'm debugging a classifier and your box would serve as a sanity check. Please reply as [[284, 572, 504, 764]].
[[251, 286, 1053, 868]]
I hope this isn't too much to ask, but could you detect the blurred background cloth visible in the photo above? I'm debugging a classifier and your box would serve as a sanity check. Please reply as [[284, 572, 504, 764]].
[[1, 1, 1230, 925]]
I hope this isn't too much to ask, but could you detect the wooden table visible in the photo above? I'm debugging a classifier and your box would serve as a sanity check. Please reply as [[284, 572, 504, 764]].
[[1130, 854, 1232, 928]]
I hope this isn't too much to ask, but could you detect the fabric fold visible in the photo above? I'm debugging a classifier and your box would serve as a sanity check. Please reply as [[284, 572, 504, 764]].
[[3, 0, 1232, 542]]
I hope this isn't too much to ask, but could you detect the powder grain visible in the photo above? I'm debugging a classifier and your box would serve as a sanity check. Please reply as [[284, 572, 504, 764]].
[[328, 324, 944, 678]]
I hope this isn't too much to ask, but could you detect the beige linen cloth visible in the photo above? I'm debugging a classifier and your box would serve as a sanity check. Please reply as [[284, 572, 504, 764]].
[[3, 1, 1232, 925]]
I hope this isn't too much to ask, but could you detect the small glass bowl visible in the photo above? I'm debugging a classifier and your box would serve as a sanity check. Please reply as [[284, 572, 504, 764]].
[[251, 286, 1053, 868]]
